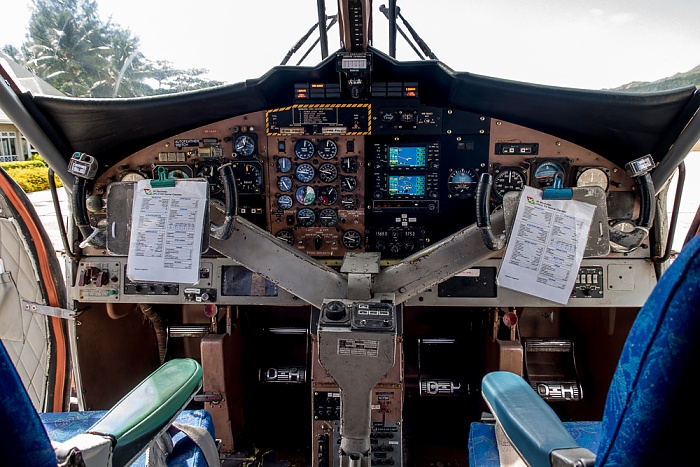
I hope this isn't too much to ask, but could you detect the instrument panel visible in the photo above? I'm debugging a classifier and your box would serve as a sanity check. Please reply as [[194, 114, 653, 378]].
[[80, 91, 644, 306]]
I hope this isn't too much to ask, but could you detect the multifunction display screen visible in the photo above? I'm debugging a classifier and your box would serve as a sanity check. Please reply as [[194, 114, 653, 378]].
[[388, 175, 426, 197], [388, 145, 427, 168]]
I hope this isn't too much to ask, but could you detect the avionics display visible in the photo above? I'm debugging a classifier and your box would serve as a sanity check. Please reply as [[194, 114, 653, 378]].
[[389, 175, 426, 197], [389, 145, 427, 168]]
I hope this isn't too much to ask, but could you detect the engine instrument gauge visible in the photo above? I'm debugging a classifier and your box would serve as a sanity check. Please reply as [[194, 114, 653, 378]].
[[317, 139, 338, 159], [276, 157, 292, 173], [493, 168, 526, 199], [119, 170, 147, 182], [532, 160, 567, 188], [277, 194, 293, 210], [341, 194, 356, 210], [447, 168, 478, 198], [234, 134, 256, 157], [277, 176, 292, 192], [576, 167, 610, 191], [341, 156, 358, 173], [342, 230, 362, 249], [275, 229, 294, 245], [319, 208, 339, 227], [295, 163, 315, 183], [195, 160, 223, 195], [341, 176, 357, 192], [318, 185, 339, 205], [295, 186, 316, 205], [294, 139, 315, 160], [297, 208, 316, 227], [318, 163, 338, 183], [233, 162, 263, 193]]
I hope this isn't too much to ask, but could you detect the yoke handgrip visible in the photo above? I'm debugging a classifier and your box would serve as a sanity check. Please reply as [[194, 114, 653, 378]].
[[476, 172, 506, 251], [210, 163, 237, 240]]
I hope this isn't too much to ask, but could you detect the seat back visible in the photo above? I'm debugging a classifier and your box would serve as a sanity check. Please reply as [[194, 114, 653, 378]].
[[0, 339, 58, 466], [596, 233, 700, 465]]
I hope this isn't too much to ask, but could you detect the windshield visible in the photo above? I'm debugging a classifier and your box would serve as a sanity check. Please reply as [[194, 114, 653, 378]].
[[2, 0, 699, 96]]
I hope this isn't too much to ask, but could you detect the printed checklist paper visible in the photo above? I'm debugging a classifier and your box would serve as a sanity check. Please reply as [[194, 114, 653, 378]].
[[126, 179, 207, 284], [497, 185, 595, 304]]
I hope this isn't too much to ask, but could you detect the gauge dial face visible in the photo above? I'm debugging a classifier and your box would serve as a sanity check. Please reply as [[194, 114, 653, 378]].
[[276, 157, 292, 173], [318, 185, 339, 205], [233, 162, 263, 193], [234, 134, 256, 157], [447, 168, 478, 198], [318, 139, 338, 159], [341, 176, 357, 192], [533, 160, 565, 187], [277, 176, 293, 192], [318, 163, 338, 183], [341, 194, 356, 210], [342, 230, 362, 249], [195, 161, 223, 195], [319, 208, 339, 226], [341, 156, 357, 173], [294, 139, 315, 160], [295, 186, 316, 205], [295, 163, 315, 183], [297, 208, 316, 227], [119, 170, 146, 182], [493, 168, 526, 199], [275, 229, 294, 245], [277, 194, 293, 210], [576, 167, 609, 191]]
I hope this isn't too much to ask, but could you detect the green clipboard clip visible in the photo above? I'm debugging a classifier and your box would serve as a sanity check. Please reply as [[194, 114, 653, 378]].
[[150, 166, 175, 188], [542, 171, 572, 200]]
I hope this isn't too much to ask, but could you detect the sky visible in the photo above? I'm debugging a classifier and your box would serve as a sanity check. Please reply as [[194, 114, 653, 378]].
[[2, 0, 700, 90]]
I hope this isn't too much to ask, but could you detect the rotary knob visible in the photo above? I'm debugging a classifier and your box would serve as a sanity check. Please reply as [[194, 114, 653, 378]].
[[324, 301, 347, 321]]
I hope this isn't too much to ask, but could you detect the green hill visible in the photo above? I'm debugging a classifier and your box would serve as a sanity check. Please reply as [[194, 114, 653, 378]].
[[610, 64, 700, 92]]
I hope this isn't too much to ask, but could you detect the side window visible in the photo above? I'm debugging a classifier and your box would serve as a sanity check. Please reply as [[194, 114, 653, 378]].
[[0, 132, 19, 162]]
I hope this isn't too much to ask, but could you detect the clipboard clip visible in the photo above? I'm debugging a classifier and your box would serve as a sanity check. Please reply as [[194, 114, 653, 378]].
[[542, 171, 572, 200], [150, 166, 175, 188]]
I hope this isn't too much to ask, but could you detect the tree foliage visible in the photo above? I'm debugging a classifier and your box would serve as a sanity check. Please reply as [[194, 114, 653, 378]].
[[4, 0, 223, 97]]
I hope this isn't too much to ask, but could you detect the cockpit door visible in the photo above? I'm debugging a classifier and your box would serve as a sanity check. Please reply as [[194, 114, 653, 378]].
[[0, 166, 70, 412]]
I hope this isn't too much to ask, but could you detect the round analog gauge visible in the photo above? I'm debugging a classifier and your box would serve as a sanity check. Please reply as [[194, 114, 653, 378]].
[[447, 168, 478, 198], [275, 229, 294, 245], [234, 134, 256, 157], [233, 162, 263, 193], [119, 170, 147, 182], [277, 194, 293, 210], [276, 157, 292, 173], [341, 157, 357, 173], [576, 167, 610, 191], [277, 176, 293, 192], [533, 160, 566, 187], [318, 163, 338, 183], [294, 139, 315, 160], [319, 208, 339, 227], [297, 208, 316, 227], [295, 163, 315, 183], [295, 186, 316, 205], [195, 161, 223, 195], [318, 185, 339, 205], [342, 230, 362, 249], [341, 194, 356, 210], [317, 139, 338, 160], [341, 176, 357, 192], [493, 168, 526, 199]]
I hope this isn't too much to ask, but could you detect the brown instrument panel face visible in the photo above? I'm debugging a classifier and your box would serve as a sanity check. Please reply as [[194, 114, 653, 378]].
[[266, 135, 366, 256]]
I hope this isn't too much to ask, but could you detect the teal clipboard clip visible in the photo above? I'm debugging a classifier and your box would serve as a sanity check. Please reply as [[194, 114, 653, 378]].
[[150, 166, 175, 188], [542, 171, 572, 200]]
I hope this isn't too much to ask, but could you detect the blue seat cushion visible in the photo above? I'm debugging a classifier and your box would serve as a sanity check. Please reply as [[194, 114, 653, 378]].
[[468, 421, 602, 467], [40, 409, 214, 466]]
